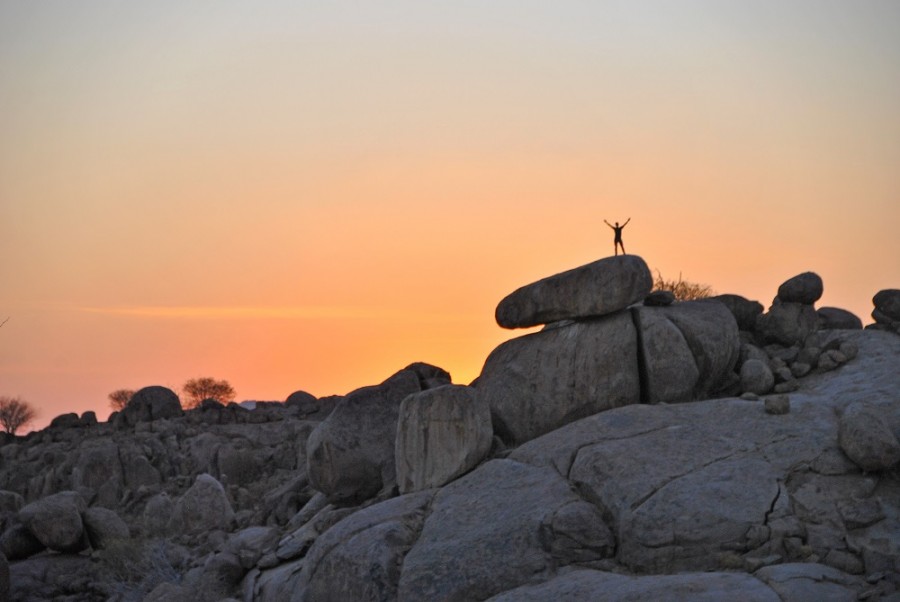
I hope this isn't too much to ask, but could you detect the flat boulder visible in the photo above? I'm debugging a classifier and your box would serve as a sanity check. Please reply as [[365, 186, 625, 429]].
[[19, 491, 86, 553], [488, 569, 780, 601], [477, 311, 640, 445], [777, 272, 823, 304], [306, 368, 423, 503], [495, 255, 652, 328], [395, 385, 492, 494]]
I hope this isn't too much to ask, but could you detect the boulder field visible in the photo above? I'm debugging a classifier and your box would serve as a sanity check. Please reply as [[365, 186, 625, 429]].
[[1, 255, 898, 601]]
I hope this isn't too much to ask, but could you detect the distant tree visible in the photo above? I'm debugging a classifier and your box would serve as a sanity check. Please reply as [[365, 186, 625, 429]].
[[182, 377, 235, 409], [0, 396, 37, 435], [652, 270, 715, 301], [108, 389, 136, 411]]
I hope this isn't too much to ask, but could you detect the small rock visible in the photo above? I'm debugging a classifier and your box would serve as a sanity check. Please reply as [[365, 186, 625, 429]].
[[740, 360, 774, 395], [740, 392, 760, 401], [774, 380, 800, 394], [797, 346, 821, 367], [790, 362, 811, 378], [817, 350, 847, 372], [644, 290, 675, 306], [839, 341, 859, 361], [765, 395, 790, 415], [774, 367, 794, 383]]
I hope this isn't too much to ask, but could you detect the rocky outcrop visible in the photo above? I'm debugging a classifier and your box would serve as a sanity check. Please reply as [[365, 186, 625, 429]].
[[495, 255, 652, 328], [1, 257, 897, 602], [395, 385, 492, 494]]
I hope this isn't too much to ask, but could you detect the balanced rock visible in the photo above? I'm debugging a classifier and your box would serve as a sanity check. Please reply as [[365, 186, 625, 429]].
[[777, 271, 823, 304], [396, 385, 492, 494], [634, 300, 740, 403], [817, 307, 862, 330], [838, 402, 900, 471], [122, 385, 183, 426], [19, 491, 86, 553], [306, 368, 423, 503], [756, 300, 819, 346], [711, 294, 764, 331], [478, 311, 640, 445], [495, 255, 652, 329]]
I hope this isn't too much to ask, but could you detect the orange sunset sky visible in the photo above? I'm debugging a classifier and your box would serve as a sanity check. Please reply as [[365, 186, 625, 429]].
[[2, 2, 899, 431]]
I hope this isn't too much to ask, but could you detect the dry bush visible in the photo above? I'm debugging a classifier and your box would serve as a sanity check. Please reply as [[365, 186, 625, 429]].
[[0, 396, 37, 435], [96, 537, 181, 601], [108, 389, 136, 411], [652, 270, 715, 301], [182, 377, 236, 409]]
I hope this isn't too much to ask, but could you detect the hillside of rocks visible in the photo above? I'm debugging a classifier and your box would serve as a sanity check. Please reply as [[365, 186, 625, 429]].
[[1, 255, 898, 601]]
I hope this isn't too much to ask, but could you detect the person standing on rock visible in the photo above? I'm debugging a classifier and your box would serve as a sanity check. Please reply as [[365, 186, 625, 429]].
[[604, 218, 630, 255]]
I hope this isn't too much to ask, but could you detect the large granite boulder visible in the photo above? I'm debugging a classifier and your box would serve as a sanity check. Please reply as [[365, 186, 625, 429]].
[[18, 491, 87, 553], [121, 386, 183, 426], [495, 255, 652, 328], [477, 311, 640, 445], [294, 491, 434, 602], [167, 473, 234, 535], [306, 367, 423, 504], [634, 300, 740, 403], [398, 459, 613, 601], [395, 385, 492, 494], [777, 272, 823, 304]]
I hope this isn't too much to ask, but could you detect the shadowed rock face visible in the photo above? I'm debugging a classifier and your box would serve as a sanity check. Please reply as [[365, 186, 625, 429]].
[[495, 255, 652, 329]]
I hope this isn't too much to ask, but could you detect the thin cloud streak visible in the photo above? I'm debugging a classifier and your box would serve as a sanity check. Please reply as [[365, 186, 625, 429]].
[[76, 305, 476, 322]]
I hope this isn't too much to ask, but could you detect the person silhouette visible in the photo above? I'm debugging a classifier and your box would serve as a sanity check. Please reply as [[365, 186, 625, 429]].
[[604, 218, 630, 256]]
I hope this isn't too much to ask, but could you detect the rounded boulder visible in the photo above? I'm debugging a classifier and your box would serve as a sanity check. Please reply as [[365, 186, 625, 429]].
[[19, 491, 87, 553], [777, 272, 823, 304]]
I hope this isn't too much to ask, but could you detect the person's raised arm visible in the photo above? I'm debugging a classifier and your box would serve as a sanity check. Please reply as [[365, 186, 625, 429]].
[[623, 218, 631, 227], [604, 220, 613, 229]]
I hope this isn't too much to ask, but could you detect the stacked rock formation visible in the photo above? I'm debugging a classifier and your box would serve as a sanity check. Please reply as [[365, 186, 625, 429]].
[[868, 289, 900, 334], [716, 271, 863, 398], [481, 255, 740, 444]]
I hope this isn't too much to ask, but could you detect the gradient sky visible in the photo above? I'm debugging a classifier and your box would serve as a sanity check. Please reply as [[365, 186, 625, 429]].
[[2, 1, 899, 431]]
